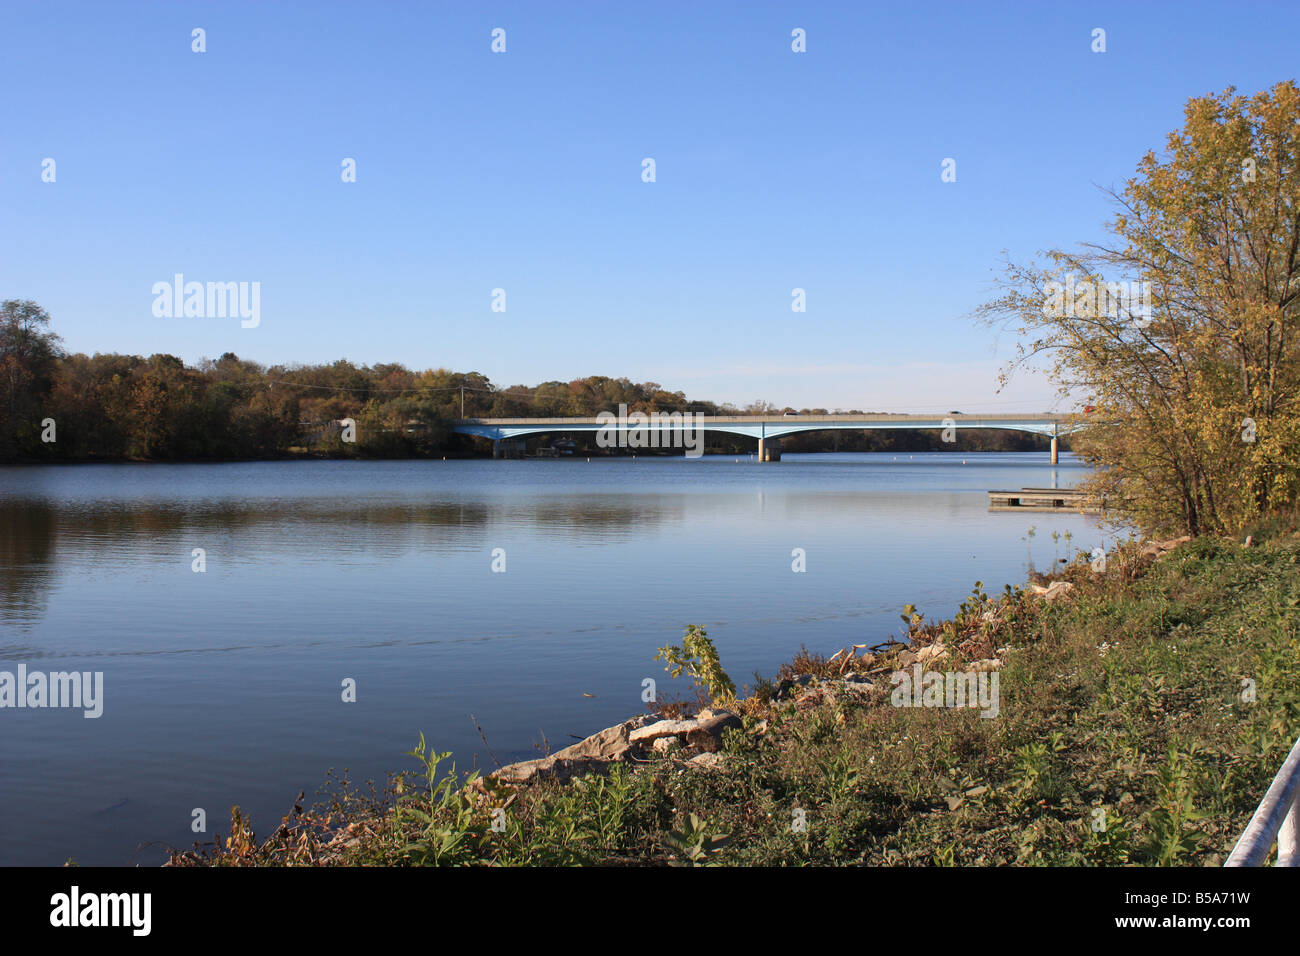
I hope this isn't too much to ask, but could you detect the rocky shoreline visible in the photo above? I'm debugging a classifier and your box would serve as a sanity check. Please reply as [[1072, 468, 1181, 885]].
[[165, 532, 1281, 867], [478, 536, 1197, 794]]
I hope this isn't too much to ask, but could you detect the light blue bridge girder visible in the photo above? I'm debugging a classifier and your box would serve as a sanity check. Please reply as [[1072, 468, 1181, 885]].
[[452, 413, 1080, 442]]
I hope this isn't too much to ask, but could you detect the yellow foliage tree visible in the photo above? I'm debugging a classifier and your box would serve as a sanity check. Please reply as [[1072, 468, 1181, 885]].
[[979, 81, 1300, 537]]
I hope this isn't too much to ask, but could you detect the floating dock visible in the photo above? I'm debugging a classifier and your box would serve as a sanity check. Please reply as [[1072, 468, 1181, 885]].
[[988, 487, 1103, 514]]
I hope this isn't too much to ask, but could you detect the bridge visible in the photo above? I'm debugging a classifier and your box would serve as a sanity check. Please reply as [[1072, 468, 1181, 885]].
[[453, 412, 1082, 463]]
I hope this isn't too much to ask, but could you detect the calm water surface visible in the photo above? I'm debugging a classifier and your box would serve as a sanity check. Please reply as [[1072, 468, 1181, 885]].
[[0, 453, 1114, 865]]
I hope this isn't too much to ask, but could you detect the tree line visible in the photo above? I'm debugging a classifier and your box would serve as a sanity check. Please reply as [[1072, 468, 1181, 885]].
[[0, 303, 1044, 462]]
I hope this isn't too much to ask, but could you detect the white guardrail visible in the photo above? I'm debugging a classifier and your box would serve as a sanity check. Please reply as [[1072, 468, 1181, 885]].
[[1225, 732, 1300, 866]]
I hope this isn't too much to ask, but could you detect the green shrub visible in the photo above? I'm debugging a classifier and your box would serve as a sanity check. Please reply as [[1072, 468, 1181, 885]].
[[656, 625, 736, 704]]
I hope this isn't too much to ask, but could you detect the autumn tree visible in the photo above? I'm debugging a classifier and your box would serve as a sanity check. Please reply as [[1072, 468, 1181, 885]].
[[0, 299, 63, 455], [979, 81, 1300, 537]]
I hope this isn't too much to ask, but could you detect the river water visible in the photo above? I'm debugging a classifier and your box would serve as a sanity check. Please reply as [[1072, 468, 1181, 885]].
[[0, 453, 1112, 865]]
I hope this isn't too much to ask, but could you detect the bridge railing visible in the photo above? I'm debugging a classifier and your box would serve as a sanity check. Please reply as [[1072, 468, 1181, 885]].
[[1225, 731, 1300, 866]]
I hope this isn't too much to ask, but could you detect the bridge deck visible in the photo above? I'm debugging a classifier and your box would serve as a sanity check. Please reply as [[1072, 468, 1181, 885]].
[[454, 413, 1070, 425], [452, 412, 1079, 441]]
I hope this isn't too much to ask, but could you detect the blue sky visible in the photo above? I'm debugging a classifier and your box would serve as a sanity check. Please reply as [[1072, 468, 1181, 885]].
[[3, 0, 1297, 412]]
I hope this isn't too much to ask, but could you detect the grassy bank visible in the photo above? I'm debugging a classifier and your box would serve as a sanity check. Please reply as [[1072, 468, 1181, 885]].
[[169, 527, 1300, 866]]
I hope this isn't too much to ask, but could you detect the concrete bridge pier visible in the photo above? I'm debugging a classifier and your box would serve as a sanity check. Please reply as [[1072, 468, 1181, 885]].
[[1050, 432, 1059, 465], [758, 437, 781, 462]]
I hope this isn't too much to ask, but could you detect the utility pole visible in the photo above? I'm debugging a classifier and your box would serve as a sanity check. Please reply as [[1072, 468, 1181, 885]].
[[461, 385, 465, 418]]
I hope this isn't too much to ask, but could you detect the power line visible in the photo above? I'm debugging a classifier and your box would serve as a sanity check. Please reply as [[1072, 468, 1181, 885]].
[[264, 379, 525, 397]]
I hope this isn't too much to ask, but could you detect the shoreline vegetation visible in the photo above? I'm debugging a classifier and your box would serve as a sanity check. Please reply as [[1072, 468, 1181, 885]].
[[164, 524, 1300, 867]]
